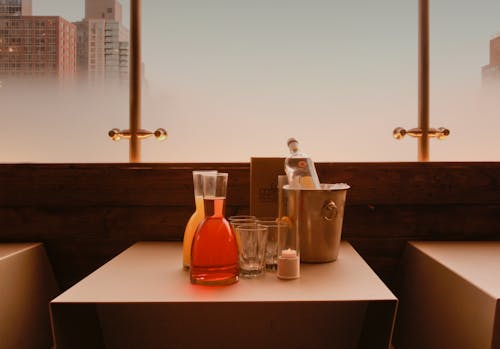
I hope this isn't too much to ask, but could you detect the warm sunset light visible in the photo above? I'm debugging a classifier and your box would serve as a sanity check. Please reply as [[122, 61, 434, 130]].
[[1, 3, 498, 349], [0, 0, 499, 162]]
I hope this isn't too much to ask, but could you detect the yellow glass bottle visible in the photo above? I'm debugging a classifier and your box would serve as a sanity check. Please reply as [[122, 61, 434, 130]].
[[182, 171, 216, 270]]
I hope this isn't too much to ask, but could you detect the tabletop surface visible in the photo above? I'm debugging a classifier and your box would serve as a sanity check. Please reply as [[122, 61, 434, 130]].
[[410, 241, 500, 298], [52, 241, 396, 304], [0, 242, 41, 261]]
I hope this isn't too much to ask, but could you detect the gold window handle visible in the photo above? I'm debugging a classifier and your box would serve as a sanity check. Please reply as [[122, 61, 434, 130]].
[[108, 128, 167, 141], [393, 127, 450, 141]]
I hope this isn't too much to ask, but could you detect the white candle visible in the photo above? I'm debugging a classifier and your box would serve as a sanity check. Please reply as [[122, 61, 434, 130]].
[[281, 248, 297, 258], [277, 249, 300, 279]]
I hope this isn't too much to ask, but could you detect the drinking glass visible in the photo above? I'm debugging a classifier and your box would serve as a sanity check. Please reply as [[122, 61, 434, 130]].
[[257, 218, 288, 271], [277, 218, 300, 280], [237, 223, 268, 278], [228, 216, 257, 253], [228, 215, 256, 221]]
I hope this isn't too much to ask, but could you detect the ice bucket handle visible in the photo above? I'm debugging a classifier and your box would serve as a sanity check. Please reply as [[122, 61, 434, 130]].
[[321, 200, 338, 221]]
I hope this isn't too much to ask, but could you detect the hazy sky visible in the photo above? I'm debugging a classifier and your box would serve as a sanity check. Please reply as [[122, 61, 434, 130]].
[[5, 1, 500, 162], [33, 1, 499, 80]]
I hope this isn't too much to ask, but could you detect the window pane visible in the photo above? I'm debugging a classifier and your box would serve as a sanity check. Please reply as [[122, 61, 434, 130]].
[[10, 2, 494, 162], [430, 0, 500, 161], [0, 0, 130, 162], [141, 0, 418, 162]]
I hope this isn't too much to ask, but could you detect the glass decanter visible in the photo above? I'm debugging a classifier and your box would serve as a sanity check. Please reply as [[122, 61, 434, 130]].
[[182, 170, 216, 270], [190, 172, 239, 285]]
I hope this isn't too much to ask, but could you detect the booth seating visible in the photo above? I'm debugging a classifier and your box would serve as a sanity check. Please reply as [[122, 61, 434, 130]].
[[395, 241, 500, 349], [0, 243, 59, 349]]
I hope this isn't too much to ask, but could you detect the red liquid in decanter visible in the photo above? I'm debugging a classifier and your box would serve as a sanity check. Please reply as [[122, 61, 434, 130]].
[[190, 197, 239, 285]]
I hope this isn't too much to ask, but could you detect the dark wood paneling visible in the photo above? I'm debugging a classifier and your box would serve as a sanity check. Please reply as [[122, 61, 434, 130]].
[[1, 162, 499, 291], [0, 163, 250, 207], [317, 162, 500, 205], [343, 204, 500, 238]]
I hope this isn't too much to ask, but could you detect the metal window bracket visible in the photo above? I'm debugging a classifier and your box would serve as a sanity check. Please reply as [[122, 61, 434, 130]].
[[393, 127, 450, 140], [109, 128, 167, 141], [393, 0, 450, 161], [108, 0, 167, 162]]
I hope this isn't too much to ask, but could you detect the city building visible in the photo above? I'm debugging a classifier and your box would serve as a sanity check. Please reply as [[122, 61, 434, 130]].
[[0, 16, 77, 80], [0, 0, 32, 16], [85, 0, 122, 22], [481, 34, 500, 85], [75, 0, 129, 83]]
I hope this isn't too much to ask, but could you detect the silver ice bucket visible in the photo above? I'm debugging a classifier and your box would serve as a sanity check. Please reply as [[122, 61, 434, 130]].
[[283, 183, 350, 263]]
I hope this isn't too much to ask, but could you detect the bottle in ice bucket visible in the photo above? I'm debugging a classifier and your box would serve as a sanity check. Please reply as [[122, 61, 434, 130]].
[[182, 170, 216, 270], [190, 172, 239, 285], [285, 138, 321, 189]]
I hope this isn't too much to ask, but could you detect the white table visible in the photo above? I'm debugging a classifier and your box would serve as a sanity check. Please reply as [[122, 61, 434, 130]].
[[51, 241, 397, 349], [0, 243, 59, 349], [395, 241, 500, 349]]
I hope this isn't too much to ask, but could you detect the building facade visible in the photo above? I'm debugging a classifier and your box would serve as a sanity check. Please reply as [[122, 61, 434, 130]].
[[482, 34, 500, 85], [85, 0, 122, 23], [0, 16, 76, 80], [0, 0, 32, 16], [75, 19, 105, 82], [75, 0, 129, 83]]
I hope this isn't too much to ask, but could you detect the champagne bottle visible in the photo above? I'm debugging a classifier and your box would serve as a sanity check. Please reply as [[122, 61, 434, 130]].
[[284, 138, 321, 189]]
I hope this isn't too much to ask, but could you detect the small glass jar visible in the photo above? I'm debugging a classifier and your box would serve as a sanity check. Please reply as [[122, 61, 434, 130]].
[[277, 219, 300, 280]]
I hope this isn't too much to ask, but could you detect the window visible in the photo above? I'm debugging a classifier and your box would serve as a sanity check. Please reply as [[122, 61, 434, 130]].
[[140, 1, 417, 162], [1, 1, 499, 162], [429, 0, 500, 161], [0, 1, 128, 162]]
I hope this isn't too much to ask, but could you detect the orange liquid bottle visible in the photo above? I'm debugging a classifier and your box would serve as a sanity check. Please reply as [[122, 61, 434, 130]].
[[182, 171, 216, 270], [190, 173, 239, 285], [182, 196, 204, 270]]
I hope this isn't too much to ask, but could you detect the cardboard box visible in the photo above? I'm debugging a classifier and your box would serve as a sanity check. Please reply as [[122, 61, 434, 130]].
[[250, 157, 285, 217]]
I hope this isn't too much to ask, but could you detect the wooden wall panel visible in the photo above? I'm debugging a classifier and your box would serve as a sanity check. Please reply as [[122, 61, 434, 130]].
[[342, 205, 500, 238], [0, 164, 250, 207], [0, 162, 499, 291], [317, 162, 500, 205]]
